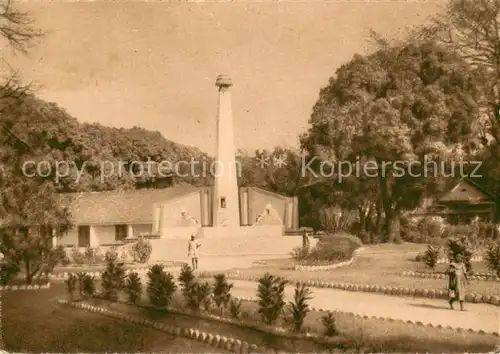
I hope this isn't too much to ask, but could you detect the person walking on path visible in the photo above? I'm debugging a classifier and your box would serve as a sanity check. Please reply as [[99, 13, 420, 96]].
[[188, 234, 201, 270], [447, 254, 469, 311]]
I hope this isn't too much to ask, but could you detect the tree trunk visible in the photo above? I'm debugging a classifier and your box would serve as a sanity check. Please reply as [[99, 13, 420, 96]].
[[376, 165, 400, 242], [25, 261, 33, 284]]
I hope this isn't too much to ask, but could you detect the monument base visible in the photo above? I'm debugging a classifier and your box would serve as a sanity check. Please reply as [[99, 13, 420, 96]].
[[200, 225, 284, 238]]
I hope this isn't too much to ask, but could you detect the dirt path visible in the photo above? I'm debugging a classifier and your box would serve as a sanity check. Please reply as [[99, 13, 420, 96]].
[[229, 280, 499, 333]]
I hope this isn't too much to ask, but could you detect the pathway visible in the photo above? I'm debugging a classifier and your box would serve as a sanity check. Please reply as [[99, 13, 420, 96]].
[[229, 279, 499, 333]]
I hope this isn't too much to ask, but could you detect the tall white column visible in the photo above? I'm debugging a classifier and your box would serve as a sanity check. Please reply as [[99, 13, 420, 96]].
[[212, 75, 241, 228], [127, 224, 134, 239], [241, 189, 249, 225]]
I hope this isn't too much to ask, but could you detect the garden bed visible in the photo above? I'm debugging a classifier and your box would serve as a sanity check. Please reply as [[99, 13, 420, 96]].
[[73, 291, 497, 353]]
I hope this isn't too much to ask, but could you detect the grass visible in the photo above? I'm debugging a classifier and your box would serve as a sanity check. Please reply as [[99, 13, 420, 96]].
[[232, 243, 499, 295], [2, 283, 221, 353]]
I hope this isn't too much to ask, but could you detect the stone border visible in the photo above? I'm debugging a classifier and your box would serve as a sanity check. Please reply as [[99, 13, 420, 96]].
[[198, 272, 500, 307], [401, 270, 500, 282], [0, 282, 51, 291], [57, 299, 269, 353], [231, 295, 499, 338], [49, 266, 180, 280], [293, 247, 363, 271], [437, 256, 484, 264]]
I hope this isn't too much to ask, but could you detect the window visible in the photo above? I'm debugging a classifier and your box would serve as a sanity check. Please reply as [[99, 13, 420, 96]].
[[78, 226, 90, 247], [115, 224, 128, 241], [220, 197, 226, 208]]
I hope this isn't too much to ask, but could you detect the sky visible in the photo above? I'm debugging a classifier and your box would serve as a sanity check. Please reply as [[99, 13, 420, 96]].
[[6, 0, 445, 155]]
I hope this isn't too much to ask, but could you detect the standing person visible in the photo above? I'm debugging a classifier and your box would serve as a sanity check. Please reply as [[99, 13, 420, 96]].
[[447, 254, 469, 311], [188, 234, 201, 270]]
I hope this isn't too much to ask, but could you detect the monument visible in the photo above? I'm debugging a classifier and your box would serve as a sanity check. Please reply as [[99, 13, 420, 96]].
[[212, 74, 242, 228], [147, 75, 306, 261]]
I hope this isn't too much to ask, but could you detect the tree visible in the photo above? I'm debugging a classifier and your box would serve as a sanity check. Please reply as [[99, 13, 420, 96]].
[[287, 283, 312, 332], [147, 264, 177, 308], [101, 258, 126, 301], [414, 0, 500, 154], [301, 41, 480, 241]]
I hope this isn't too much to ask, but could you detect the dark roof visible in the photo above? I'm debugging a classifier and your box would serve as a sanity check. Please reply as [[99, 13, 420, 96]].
[[438, 178, 495, 203], [58, 186, 200, 225]]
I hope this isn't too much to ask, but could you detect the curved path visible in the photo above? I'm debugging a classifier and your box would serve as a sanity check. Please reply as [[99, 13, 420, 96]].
[[229, 279, 499, 333]]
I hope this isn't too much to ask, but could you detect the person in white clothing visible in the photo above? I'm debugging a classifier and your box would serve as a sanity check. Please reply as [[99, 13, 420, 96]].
[[188, 234, 201, 270]]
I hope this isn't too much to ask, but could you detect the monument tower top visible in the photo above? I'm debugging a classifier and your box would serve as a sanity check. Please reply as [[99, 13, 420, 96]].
[[215, 74, 232, 90]]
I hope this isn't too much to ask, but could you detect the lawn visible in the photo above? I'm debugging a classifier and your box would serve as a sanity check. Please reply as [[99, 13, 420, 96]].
[[228, 243, 499, 295], [2, 283, 220, 353]]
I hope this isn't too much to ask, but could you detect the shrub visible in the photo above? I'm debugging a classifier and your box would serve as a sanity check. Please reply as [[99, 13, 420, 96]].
[[82, 274, 96, 297], [290, 246, 310, 261], [147, 264, 177, 308], [125, 271, 143, 305], [0, 262, 19, 285], [65, 273, 78, 302], [321, 312, 338, 337], [132, 237, 152, 263], [213, 274, 233, 316], [303, 233, 361, 265], [229, 298, 242, 319], [51, 245, 70, 267], [101, 258, 126, 301], [485, 240, 500, 277], [105, 247, 119, 263], [70, 247, 85, 265], [256, 273, 288, 325], [84, 246, 102, 266], [423, 244, 441, 270], [185, 281, 212, 312], [76, 272, 86, 295], [288, 283, 312, 332], [178, 264, 196, 295]]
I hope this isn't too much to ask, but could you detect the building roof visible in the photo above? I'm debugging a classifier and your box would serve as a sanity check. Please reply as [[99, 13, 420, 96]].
[[438, 178, 495, 203], [59, 185, 199, 225]]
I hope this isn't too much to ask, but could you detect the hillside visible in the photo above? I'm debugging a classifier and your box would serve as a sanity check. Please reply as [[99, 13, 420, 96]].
[[0, 94, 213, 193]]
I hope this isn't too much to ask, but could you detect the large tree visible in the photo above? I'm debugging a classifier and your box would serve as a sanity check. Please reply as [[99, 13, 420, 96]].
[[301, 40, 481, 241]]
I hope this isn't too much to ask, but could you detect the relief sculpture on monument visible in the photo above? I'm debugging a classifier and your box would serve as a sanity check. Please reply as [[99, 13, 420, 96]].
[[255, 203, 283, 225], [177, 208, 199, 227]]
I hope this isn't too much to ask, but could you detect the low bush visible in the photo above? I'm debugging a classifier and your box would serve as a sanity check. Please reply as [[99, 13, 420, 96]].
[[185, 281, 212, 312], [147, 264, 177, 308], [105, 247, 119, 263], [294, 233, 361, 265], [423, 244, 441, 270], [257, 273, 288, 325], [84, 246, 103, 266], [82, 274, 96, 297], [101, 258, 126, 301], [65, 273, 78, 302], [484, 240, 500, 277], [229, 298, 243, 319], [125, 271, 142, 305], [132, 237, 152, 264], [70, 247, 85, 265], [321, 312, 338, 337], [0, 262, 19, 285], [213, 274, 233, 316], [287, 283, 312, 332], [76, 272, 86, 295]]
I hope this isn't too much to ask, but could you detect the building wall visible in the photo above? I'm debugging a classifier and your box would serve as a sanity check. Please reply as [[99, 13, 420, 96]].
[[59, 228, 79, 246], [158, 192, 202, 235], [132, 224, 153, 237], [93, 225, 116, 245]]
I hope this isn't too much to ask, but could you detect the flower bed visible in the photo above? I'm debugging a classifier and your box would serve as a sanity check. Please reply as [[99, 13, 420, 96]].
[[294, 248, 363, 271], [198, 272, 500, 306], [49, 265, 181, 280], [0, 282, 51, 291], [401, 270, 499, 282]]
